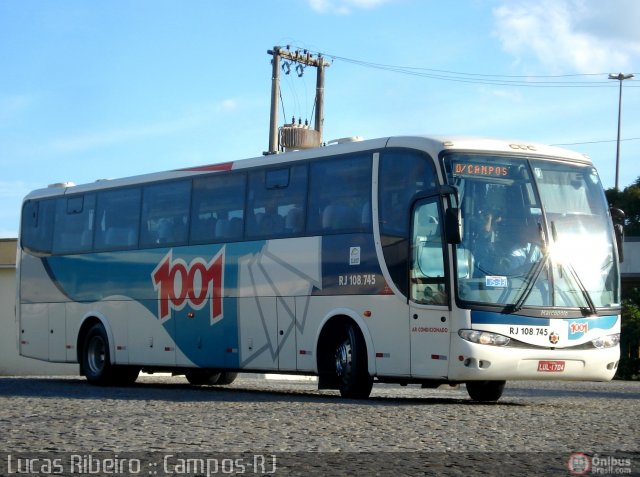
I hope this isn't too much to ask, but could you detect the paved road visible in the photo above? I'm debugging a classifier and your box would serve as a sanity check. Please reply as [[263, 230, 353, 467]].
[[0, 376, 637, 476]]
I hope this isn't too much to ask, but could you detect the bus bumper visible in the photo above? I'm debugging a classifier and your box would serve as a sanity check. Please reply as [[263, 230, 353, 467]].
[[448, 336, 619, 382]]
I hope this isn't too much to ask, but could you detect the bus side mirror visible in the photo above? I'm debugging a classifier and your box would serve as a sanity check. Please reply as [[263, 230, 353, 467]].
[[614, 223, 624, 263], [610, 207, 625, 263], [610, 207, 625, 221], [445, 207, 462, 245]]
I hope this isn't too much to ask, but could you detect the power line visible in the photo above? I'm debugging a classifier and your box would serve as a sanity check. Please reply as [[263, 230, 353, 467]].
[[551, 137, 640, 146], [332, 56, 632, 81], [292, 46, 640, 88], [284, 45, 639, 146], [335, 58, 638, 87]]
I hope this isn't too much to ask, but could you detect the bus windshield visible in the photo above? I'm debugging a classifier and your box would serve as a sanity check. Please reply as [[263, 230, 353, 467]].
[[444, 153, 619, 312]]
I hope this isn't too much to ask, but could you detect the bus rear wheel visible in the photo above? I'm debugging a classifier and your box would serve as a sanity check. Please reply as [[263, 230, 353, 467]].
[[334, 323, 373, 399], [185, 371, 221, 385], [82, 323, 115, 385], [82, 323, 140, 386], [466, 380, 506, 402], [114, 366, 140, 385], [216, 372, 238, 385], [186, 371, 238, 386]]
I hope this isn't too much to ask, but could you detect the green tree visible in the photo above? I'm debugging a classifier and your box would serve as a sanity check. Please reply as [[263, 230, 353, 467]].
[[606, 176, 640, 236], [607, 177, 640, 379], [617, 297, 640, 379]]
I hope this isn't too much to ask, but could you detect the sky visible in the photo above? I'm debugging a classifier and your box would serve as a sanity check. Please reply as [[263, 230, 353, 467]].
[[1, 0, 639, 238]]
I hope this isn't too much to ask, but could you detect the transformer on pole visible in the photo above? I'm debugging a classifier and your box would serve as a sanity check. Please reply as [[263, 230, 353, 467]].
[[266, 46, 330, 154]]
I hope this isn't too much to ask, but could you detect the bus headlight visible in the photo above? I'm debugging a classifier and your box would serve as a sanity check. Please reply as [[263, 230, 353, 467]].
[[591, 333, 620, 349], [459, 329, 510, 347]]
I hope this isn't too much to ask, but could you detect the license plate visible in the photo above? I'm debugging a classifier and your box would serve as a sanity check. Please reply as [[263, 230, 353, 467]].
[[537, 360, 565, 372]]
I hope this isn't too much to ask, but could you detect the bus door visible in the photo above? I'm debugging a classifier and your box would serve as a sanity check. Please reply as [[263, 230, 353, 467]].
[[409, 197, 451, 379]]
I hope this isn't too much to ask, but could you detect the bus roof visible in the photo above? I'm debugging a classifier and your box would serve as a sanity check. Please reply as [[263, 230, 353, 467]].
[[22, 135, 592, 201]]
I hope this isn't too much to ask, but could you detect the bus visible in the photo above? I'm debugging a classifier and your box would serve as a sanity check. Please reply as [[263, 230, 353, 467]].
[[17, 135, 622, 401]]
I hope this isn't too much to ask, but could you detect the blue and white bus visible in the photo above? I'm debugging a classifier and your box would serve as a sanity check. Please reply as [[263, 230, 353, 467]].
[[17, 135, 622, 401]]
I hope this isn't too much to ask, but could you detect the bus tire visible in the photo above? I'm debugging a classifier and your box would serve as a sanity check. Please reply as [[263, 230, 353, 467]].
[[214, 372, 238, 385], [466, 380, 506, 402], [185, 371, 221, 385], [113, 366, 140, 386], [82, 323, 116, 386], [334, 322, 373, 399]]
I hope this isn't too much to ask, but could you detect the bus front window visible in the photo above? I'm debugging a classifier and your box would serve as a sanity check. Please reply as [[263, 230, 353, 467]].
[[532, 161, 619, 309], [445, 154, 619, 312]]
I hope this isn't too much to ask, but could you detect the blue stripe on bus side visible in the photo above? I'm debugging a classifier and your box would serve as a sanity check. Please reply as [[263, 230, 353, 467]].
[[471, 311, 551, 326]]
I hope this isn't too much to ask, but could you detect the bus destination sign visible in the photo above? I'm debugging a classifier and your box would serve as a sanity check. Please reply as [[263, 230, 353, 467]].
[[452, 162, 512, 178]]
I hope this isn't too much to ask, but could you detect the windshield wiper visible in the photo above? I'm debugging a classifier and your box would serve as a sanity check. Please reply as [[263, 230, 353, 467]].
[[561, 261, 598, 316], [506, 250, 549, 313], [548, 220, 597, 316], [507, 222, 548, 313]]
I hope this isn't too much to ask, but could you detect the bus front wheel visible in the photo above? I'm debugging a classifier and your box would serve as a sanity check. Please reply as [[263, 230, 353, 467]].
[[466, 380, 506, 402], [334, 323, 373, 399]]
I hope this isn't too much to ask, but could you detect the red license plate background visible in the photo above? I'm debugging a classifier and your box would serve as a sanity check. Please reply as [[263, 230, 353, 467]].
[[537, 360, 565, 372]]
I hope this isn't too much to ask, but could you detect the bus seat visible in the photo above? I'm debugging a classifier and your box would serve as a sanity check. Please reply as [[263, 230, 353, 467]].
[[258, 212, 284, 235], [80, 230, 92, 248], [215, 219, 230, 238], [253, 212, 265, 227], [361, 202, 371, 227], [228, 217, 243, 237], [192, 216, 216, 241], [57, 233, 76, 251], [285, 207, 304, 233], [321, 204, 337, 229], [322, 204, 358, 230], [104, 227, 135, 247], [156, 218, 173, 243]]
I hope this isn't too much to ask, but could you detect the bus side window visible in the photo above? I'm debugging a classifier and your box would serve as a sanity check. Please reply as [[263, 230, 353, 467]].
[[140, 180, 190, 248], [21, 199, 56, 254], [379, 150, 437, 237], [378, 150, 437, 297], [321, 203, 359, 231], [94, 188, 141, 251], [51, 194, 95, 254], [307, 154, 371, 234], [411, 199, 447, 305], [190, 173, 246, 244], [246, 165, 307, 239]]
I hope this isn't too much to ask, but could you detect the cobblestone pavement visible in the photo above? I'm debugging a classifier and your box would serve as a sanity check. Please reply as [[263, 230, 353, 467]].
[[0, 376, 638, 475]]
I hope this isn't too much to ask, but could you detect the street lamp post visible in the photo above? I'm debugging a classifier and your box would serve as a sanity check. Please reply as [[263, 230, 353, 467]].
[[608, 72, 634, 191]]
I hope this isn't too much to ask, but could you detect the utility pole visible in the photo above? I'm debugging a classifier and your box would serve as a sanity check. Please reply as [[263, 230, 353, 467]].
[[608, 72, 634, 191], [266, 46, 330, 154], [315, 56, 326, 142], [267, 47, 281, 155]]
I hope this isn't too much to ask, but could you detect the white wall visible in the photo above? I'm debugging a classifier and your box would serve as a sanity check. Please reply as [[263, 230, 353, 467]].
[[0, 239, 78, 376]]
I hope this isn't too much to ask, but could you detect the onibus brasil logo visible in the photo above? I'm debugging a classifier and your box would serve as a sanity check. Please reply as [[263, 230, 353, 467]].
[[151, 248, 225, 325]]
